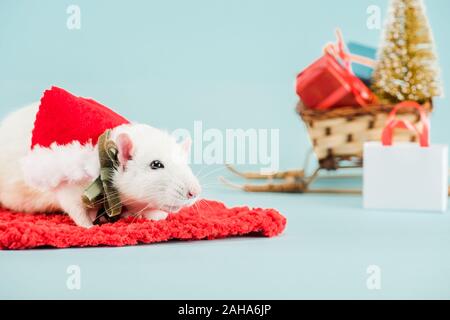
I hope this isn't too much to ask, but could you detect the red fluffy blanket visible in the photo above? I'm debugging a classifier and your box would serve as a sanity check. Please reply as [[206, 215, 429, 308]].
[[0, 200, 286, 250]]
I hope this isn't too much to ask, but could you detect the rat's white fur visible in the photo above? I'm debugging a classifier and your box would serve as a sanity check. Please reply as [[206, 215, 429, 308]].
[[0, 103, 201, 228]]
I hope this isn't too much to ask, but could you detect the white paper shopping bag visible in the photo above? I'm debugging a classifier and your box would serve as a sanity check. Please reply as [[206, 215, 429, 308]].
[[363, 102, 448, 212]]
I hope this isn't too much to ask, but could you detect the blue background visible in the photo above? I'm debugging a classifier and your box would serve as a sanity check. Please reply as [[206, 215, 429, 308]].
[[1, 0, 450, 299]]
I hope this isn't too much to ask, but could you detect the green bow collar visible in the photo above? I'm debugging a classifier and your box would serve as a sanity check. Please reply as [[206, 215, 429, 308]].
[[82, 129, 123, 224]]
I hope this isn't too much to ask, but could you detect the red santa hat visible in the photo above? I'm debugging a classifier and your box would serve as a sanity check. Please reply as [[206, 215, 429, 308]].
[[22, 86, 130, 190], [32, 86, 130, 149]]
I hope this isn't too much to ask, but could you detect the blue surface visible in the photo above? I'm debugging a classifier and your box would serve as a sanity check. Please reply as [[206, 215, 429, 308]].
[[1, 0, 450, 299]]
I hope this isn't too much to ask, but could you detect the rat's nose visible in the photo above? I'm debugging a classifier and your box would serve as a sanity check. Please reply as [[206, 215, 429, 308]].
[[186, 183, 201, 200], [187, 191, 197, 199]]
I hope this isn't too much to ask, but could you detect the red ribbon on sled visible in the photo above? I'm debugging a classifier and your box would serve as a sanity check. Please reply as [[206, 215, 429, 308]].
[[381, 101, 430, 148]]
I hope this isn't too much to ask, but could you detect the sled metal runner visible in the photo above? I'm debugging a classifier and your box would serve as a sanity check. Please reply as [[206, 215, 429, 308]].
[[221, 165, 361, 195]]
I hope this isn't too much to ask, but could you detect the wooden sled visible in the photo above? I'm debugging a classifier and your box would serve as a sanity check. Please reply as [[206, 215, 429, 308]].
[[221, 100, 450, 195], [220, 149, 450, 196], [220, 149, 363, 194]]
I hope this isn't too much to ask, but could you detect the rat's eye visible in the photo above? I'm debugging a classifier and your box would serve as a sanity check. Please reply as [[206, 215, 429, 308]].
[[150, 160, 164, 170]]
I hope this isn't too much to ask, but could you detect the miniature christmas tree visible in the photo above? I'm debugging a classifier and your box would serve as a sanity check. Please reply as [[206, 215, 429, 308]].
[[371, 0, 442, 104]]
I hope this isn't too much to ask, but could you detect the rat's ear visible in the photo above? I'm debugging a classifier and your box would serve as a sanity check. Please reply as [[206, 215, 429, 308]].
[[180, 136, 192, 155], [116, 133, 134, 166]]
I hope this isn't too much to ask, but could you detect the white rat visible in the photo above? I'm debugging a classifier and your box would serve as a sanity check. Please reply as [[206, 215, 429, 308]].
[[0, 103, 201, 228]]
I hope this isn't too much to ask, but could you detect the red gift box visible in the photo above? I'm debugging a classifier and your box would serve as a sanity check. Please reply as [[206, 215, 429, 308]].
[[296, 30, 376, 110]]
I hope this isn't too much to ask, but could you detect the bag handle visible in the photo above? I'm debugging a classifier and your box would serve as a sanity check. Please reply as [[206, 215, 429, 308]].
[[381, 101, 430, 147]]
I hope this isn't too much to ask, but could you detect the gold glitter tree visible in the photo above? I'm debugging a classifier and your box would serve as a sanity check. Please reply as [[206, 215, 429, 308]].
[[371, 0, 442, 104]]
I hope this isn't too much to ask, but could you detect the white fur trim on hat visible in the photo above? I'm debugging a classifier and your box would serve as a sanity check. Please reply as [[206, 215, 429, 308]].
[[20, 142, 100, 191]]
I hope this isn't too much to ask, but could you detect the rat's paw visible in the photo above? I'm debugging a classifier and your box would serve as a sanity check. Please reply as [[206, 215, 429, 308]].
[[143, 210, 169, 221], [72, 219, 93, 229], [79, 222, 94, 229], [68, 212, 94, 228], [75, 217, 94, 229]]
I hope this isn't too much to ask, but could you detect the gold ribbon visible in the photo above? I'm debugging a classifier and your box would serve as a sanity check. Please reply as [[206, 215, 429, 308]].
[[82, 130, 123, 224]]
